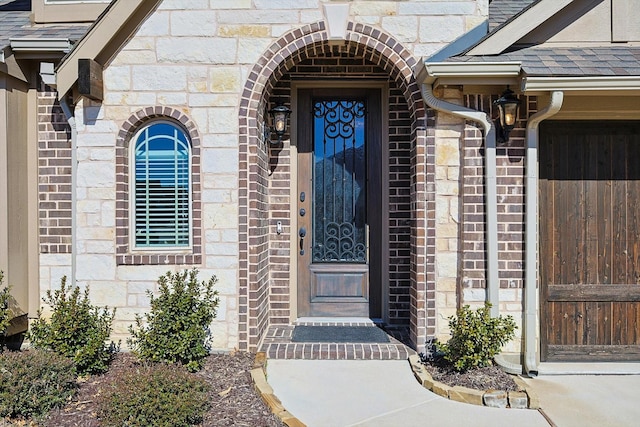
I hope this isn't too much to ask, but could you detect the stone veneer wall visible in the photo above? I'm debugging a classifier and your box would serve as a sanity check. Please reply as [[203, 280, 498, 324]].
[[41, 0, 488, 350]]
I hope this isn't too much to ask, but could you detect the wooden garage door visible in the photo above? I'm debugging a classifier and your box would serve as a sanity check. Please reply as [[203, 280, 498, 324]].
[[540, 121, 640, 362]]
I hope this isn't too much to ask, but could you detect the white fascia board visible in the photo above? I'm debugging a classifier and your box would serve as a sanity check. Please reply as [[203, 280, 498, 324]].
[[468, 0, 575, 56], [418, 61, 522, 84], [523, 76, 640, 92], [10, 38, 72, 53]]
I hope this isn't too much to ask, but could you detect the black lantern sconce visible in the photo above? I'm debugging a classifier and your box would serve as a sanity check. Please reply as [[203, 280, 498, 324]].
[[493, 87, 520, 143], [265, 102, 291, 144]]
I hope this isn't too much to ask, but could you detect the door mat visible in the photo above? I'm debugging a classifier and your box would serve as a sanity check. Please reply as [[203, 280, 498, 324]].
[[291, 326, 390, 343]]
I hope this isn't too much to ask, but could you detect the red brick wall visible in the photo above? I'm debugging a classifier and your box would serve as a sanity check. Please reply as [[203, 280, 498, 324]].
[[38, 90, 72, 254], [461, 95, 536, 293]]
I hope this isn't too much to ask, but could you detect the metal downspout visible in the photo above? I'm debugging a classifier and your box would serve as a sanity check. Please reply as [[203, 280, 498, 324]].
[[59, 99, 77, 287], [420, 84, 500, 317], [524, 91, 564, 376]]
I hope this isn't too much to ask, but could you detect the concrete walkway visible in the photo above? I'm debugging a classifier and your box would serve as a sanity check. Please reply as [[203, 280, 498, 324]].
[[522, 375, 640, 427], [267, 360, 550, 427]]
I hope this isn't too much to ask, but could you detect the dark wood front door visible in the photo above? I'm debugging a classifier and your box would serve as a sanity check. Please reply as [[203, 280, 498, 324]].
[[540, 121, 640, 361], [297, 88, 382, 317]]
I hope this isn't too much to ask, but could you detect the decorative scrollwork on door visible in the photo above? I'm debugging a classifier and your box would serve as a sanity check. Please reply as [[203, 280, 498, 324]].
[[312, 99, 367, 263]]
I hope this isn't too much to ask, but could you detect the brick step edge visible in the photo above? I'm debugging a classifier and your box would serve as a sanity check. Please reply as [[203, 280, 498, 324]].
[[251, 352, 307, 427], [408, 354, 541, 410]]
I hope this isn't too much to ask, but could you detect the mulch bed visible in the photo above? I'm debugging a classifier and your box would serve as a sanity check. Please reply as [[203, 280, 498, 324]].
[[422, 359, 520, 392], [4, 352, 284, 427]]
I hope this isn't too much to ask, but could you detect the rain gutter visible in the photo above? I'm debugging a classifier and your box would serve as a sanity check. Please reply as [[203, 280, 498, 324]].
[[59, 99, 77, 287], [523, 91, 564, 376], [420, 83, 500, 317]]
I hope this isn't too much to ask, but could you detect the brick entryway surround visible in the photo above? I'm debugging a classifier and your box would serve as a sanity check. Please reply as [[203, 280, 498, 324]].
[[259, 323, 415, 360], [238, 20, 434, 353]]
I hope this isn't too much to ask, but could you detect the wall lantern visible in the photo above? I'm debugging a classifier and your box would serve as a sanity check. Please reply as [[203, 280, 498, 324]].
[[265, 102, 292, 144], [493, 87, 520, 143]]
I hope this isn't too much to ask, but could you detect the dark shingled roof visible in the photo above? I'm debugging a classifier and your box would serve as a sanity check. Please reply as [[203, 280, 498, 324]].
[[489, 0, 538, 31], [0, 0, 90, 52], [449, 46, 640, 77]]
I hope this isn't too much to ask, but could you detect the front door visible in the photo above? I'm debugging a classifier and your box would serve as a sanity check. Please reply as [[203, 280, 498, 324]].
[[296, 88, 382, 317]]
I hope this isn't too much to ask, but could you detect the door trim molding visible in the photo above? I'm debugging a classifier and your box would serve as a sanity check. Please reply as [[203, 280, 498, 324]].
[[290, 81, 389, 321]]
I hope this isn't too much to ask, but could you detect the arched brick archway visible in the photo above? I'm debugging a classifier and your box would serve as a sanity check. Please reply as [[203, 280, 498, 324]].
[[238, 21, 434, 351]]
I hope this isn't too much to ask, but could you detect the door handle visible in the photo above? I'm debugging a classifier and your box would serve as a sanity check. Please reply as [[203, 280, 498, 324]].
[[299, 227, 306, 255]]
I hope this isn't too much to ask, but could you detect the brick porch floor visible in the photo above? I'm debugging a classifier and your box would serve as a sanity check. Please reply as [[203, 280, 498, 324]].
[[259, 320, 416, 360]]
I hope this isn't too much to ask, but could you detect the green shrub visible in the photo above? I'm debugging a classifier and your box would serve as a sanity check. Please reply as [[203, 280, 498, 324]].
[[438, 303, 516, 372], [0, 271, 12, 348], [97, 362, 210, 427], [27, 276, 118, 375], [0, 350, 77, 420], [128, 269, 219, 372]]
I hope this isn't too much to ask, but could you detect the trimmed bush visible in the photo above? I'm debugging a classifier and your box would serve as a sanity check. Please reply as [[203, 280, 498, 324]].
[[27, 276, 118, 375], [0, 271, 11, 349], [438, 303, 516, 372], [0, 350, 77, 420], [128, 269, 219, 372], [97, 363, 210, 427]]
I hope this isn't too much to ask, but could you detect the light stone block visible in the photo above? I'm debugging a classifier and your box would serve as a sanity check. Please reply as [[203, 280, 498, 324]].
[[219, 25, 271, 38], [76, 255, 116, 281], [160, 0, 208, 9], [158, 37, 238, 64], [300, 10, 324, 23], [419, 16, 466, 43], [208, 0, 251, 9], [463, 287, 486, 303], [136, 11, 170, 37], [218, 10, 300, 24], [202, 148, 238, 174], [189, 94, 237, 108], [89, 281, 127, 307], [202, 189, 233, 203], [104, 66, 131, 91], [208, 108, 238, 134], [157, 92, 188, 105], [77, 162, 114, 188], [128, 281, 156, 294], [190, 108, 209, 133], [101, 202, 115, 227], [205, 256, 238, 270], [117, 265, 178, 282], [202, 134, 239, 148], [104, 92, 157, 106], [351, 1, 397, 17], [437, 252, 458, 278], [254, 0, 317, 8], [215, 296, 226, 321], [203, 203, 239, 229], [237, 38, 272, 64], [111, 50, 157, 65], [170, 11, 217, 36], [85, 240, 115, 254], [381, 16, 418, 42], [204, 242, 239, 257], [132, 66, 187, 91], [437, 181, 459, 196], [400, 2, 477, 16]]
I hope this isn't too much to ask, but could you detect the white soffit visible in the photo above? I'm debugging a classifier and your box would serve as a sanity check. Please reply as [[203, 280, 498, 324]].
[[467, 0, 575, 56]]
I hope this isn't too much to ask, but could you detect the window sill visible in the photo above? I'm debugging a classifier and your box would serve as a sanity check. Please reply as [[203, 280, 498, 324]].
[[116, 253, 201, 266]]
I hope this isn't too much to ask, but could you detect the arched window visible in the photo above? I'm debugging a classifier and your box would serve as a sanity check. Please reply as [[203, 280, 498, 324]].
[[131, 121, 191, 249]]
